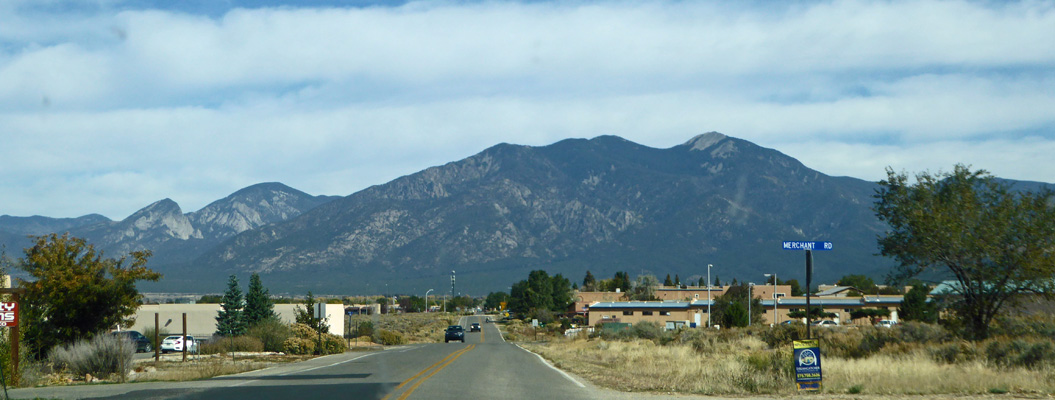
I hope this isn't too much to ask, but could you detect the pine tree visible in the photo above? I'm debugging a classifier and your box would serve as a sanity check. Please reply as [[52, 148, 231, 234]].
[[674, 274, 681, 287], [582, 270, 596, 291], [216, 275, 247, 336], [243, 273, 276, 328], [295, 291, 329, 334], [663, 274, 673, 286]]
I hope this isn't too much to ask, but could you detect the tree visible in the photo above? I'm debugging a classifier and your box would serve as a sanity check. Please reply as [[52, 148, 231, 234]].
[[508, 270, 572, 317], [484, 291, 510, 310], [18, 234, 161, 358], [712, 283, 763, 327], [582, 270, 596, 291], [663, 274, 673, 286], [216, 275, 247, 336], [849, 308, 890, 323], [674, 274, 681, 287], [399, 296, 425, 313], [295, 291, 329, 334], [786, 307, 836, 320], [875, 165, 1055, 340], [197, 294, 223, 303], [629, 275, 659, 301], [243, 273, 276, 327], [785, 279, 804, 296], [837, 274, 878, 294], [899, 283, 938, 323]]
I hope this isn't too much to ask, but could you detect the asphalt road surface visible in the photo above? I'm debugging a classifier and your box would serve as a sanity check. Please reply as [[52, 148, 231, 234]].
[[9, 316, 611, 400]]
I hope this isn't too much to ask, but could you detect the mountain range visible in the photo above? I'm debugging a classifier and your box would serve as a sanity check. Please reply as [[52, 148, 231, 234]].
[[4, 133, 1049, 295]]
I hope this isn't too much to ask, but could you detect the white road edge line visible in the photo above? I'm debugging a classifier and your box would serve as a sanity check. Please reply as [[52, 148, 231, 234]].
[[514, 344, 585, 388], [230, 352, 376, 387]]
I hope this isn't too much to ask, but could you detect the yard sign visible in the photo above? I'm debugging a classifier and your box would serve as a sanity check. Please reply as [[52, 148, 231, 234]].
[[0, 302, 16, 327], [793, 339, 822, 391]]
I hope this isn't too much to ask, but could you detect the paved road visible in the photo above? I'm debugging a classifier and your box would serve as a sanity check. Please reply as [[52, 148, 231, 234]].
[[9, 316, 608, 400]]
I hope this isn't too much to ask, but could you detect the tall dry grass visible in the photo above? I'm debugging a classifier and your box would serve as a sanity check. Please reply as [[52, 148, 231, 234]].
[[348, 313, 452, 343], [526, 333, 1055, 396]]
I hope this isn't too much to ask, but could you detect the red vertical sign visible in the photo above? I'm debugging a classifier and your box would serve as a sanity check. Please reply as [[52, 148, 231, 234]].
[[0, 302, 18, 327]]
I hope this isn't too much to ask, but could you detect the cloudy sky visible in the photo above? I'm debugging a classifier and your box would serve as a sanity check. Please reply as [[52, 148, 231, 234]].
[[2, 0, 1053, 220]]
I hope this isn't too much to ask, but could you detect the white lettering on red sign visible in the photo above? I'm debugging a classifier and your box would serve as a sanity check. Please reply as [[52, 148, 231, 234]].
[[0, 302, 18, 327]]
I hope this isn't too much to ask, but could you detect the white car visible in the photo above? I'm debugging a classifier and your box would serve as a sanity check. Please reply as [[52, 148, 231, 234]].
[[875, 319, 898, 328], [160, 335, 198, 353], [812, 320, 839, 327]]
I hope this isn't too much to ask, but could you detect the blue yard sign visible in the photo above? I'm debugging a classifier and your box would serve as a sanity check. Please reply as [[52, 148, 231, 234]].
[[783, 241, 833, 250], [794, 339, 823, 391]]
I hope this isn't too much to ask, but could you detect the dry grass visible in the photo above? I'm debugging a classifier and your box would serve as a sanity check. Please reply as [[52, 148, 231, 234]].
[[125, 353, 310, 382], [348, 312, 455, 343], [525, 336, 1055, 396]]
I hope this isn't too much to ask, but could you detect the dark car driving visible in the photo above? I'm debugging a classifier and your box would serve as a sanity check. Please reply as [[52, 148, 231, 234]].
[[112, 330, 152, 353], [445, 325, 465, 343], [470, 323, 481, 332]]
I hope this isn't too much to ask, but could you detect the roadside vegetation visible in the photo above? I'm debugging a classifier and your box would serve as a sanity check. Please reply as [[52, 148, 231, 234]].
[[347, 312, 457, 344], [521, 315, 1055, 396]]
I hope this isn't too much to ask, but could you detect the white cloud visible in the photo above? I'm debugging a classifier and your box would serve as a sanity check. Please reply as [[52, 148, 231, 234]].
[[0, 0, 1053, 219]]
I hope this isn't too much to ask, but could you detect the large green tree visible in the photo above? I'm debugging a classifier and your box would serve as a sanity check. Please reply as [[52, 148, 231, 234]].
[[18, 234, 161, 358], [509, 270, 572, 317], [215, 275, 246, 336], [875, 165, 1055, 340], [712, 283, 763, 328], [243, 273, 276, 327], [899, 283, 938, 323], [484, 291, 510, 311]]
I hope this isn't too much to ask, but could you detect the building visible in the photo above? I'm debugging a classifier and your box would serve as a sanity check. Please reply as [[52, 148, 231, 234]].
[[126, 303, 345, 339], [587, 294, 903, 328], [572, 291, 627, 315]]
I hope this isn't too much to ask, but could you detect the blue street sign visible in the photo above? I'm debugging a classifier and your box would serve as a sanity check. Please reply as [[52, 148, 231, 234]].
[[783, 241, 833, 251]]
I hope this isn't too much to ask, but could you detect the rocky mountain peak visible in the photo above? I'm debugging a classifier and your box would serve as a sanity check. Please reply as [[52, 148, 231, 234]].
[[684, 131, 728, 151], [125, 199, 199, 240]]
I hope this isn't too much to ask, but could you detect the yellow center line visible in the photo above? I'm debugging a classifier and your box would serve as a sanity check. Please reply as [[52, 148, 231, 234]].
[[381, 345, 475, 400], [397, 344, 476, 400]]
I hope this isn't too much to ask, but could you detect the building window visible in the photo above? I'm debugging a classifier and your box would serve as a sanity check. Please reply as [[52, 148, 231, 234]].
[[844, 308, 852, 313], [660, 311, 670, 316], [775, 293, 786, 298], [790, 308, 800, 312], [642, 311, 654, 316], [622, 311, 633, 316], [694, 294, 699, 299]]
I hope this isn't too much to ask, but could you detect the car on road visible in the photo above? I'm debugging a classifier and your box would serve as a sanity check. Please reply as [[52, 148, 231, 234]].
[[444, 325, 465, 343], [470, 323, 481, 332], [112, 330, 152, 353], [160, 335, 198, 353], [875, 319, 898, 328], [812, 320, 839, 328]]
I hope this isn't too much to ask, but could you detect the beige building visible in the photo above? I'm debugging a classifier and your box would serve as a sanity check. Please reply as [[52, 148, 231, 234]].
[[125, 303, 345, 339]]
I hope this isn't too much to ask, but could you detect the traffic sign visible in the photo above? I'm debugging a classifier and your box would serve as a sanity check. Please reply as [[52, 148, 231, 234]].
[[783, 241, 832, 251]]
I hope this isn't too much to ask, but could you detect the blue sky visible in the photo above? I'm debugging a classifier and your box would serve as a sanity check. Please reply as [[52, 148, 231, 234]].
[[2, 0, 1054, 220]]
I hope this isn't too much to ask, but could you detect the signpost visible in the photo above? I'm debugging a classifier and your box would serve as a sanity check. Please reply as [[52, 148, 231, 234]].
[[794, 339, 823, 391], [784, 241, 830, 391]]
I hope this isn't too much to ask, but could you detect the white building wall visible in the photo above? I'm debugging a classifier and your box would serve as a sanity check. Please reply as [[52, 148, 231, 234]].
[[127, 303, 344, 339]]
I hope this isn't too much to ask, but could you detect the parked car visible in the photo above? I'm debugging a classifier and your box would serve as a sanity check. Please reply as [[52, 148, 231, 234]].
[[112, 330, 152, 353], [875, 319, 898, 328], [779, 320, 803, 325], [470, 323, 481, 332], [444, 325, 465, 343], [160, 335, 198, 353], [812, 320, 839, 327]]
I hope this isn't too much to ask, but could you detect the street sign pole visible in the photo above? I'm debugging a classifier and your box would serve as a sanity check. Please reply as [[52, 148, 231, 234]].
[[806, 250, 813, 339]]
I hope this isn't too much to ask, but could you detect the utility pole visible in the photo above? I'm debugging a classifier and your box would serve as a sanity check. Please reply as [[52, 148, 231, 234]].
[[450, 270, 456, 312], [748, 282, 754, 326], [707, 264, 712, 328]]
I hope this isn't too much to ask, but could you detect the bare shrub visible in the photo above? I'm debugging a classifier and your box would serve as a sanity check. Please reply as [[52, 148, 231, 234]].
[[281, 337, 315, 355], [49, 334, 134, 379], [201, 336, 264, 355], [374, 329, 406, 346]]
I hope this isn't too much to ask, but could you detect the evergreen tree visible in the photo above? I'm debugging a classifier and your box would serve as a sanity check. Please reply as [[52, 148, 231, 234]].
[[243, 273, 276, 327], [216, 275, 247, 336], [899, 284, 938, 323], [674, 274, 681, 287], [582, 270, 596, 291], [295, 291, 329, 334], [663, 274, 673, 286]]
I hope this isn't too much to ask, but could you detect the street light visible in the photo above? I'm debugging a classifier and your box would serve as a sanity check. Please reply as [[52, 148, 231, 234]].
[[764, 273, 777, 325], [425, 289, 434, 313], [707, 264, 712, 328], [748, 282, 755, 326]]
